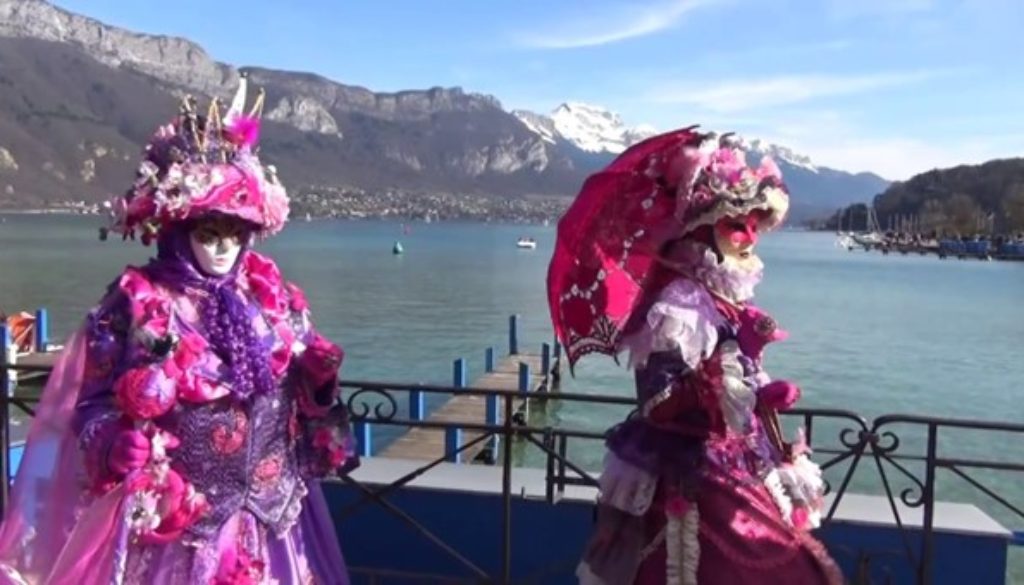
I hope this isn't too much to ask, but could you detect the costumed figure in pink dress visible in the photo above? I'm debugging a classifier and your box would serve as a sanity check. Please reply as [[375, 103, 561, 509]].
[[0, 77, 357, 584], [548, 127, 844, 584]]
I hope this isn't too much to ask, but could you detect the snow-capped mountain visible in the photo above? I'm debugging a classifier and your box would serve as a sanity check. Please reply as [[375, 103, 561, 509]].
[[745, 138, 817, 173], [512, 102, 889, 221], [513, 102, 818, 173], [511, 109, 559, 145], [513, 102, 656, 154]]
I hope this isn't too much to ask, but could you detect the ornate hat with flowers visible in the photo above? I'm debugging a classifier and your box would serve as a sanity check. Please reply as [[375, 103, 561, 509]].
[[101, 75, 289, 244], [547, 127, 790, 369]]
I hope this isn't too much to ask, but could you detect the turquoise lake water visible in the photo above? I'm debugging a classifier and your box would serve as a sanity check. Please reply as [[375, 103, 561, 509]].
[[1, 213, 1023, 577]]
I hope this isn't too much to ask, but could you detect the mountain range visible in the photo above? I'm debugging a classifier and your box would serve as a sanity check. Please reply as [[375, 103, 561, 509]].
[[0, 0, 890, 222]]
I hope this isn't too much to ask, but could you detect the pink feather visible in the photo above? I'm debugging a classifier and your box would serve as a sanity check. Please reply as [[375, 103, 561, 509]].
[[224, 115, 261, 148]]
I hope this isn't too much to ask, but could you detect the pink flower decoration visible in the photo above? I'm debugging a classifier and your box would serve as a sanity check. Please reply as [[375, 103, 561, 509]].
[[212, 546, 266, 585], [176, 371, 230, 403], [298, 333, 344, 389], [706, 147, 747, 184], [241, 252, 289, 318], [118, 269, 172, 338], [269, 344, 291, 380], [736, 305, 788, 359], [161, 332, 208, 379], [295, 334, 343, 417], [260, 183, 290, 234], [224, 115, 261, 148], [268, 323, 295, 378], [285, 282, 309, 312], [125, 466, 208, 545], [114, 366, 177, 420], [755, 156, 783, 182], [313, 427, 349, 469]]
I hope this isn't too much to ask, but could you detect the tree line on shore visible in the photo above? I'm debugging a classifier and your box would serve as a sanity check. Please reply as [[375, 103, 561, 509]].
[[814, 158, 1024, 237]]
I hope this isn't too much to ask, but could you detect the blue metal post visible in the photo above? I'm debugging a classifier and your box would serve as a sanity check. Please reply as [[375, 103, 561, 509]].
[[518, 362, 530, 395], [486, 392, 500, 455], [453, 358, 467, 388], [34, 308, 48, 353], [409, 388, 424, 421], [485, 347, 495, 373], [508, 315, 520, 355], [445, 427, 463, 463], [353, 421, 372, 457], [449, 358, 466, 463], [0, 325, 8, 508], [0, 326, 10, 397], [541, 342, 552, 379]]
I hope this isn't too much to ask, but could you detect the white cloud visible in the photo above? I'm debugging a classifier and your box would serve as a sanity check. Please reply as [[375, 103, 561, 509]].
[[514, 0, 712, 50], [645, 71, 944, 113]]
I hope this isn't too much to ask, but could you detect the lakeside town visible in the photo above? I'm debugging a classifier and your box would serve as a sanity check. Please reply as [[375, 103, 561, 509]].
[[14, 187, 572, 224]]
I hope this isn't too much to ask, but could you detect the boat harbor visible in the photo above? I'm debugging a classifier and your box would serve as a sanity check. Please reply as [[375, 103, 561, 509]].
[[837, 231, 1024, 261], [833, 207, 1024, 261]]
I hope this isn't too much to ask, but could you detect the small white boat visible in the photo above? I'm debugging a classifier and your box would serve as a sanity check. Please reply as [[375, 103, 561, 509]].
[[516, 238, 537, 250]]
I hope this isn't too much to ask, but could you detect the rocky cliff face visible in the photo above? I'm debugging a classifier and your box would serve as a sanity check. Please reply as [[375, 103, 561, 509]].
[[0, 0, 888, 219], [0, 0, 237, 96], [0, 1, 580, 206]]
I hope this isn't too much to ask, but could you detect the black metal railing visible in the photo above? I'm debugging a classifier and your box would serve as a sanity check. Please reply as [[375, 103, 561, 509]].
[[1, 362, 1022, 584]]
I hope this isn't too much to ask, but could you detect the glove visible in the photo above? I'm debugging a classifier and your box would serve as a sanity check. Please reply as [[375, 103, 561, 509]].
[[758, 380, 801, 411], [108, 428, 151, 475]]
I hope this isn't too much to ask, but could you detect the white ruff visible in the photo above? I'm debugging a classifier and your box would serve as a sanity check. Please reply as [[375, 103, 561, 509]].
[[674, 241, 763, 303], [764, 469, 795, 526]]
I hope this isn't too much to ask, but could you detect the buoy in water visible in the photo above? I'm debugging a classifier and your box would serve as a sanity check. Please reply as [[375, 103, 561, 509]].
[[392, 241, 404, 255]]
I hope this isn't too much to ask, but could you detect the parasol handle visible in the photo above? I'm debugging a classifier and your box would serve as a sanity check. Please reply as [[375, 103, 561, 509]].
[[757, 403, 791, 461]]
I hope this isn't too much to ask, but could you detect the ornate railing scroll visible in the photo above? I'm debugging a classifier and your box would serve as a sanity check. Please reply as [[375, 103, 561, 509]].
[[0, 360, 1021, 584]]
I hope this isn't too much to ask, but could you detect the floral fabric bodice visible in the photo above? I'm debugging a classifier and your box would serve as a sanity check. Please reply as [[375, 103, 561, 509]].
[[73, 251, 354, 545]]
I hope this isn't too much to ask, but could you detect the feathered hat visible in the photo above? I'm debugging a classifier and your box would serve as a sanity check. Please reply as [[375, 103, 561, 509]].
[[671, 133, 789, 237], [101, 75, 289, 244], [547, 127, 791, 368]]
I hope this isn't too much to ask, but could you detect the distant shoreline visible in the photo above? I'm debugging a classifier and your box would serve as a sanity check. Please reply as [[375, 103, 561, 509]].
[[0, 209, 97, 215]]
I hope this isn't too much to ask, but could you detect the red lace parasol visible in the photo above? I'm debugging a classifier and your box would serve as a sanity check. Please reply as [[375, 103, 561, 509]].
[[547, 127, 708, 370]]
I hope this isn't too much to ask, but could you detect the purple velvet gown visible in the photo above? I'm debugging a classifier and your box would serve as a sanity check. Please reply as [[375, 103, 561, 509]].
[[0, 228, 356, 584], [577, 268, 843, 585]]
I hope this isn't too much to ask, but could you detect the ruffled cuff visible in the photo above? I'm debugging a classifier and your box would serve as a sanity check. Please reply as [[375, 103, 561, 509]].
[[297, 403, 359, 478], [294, 334, 343, 418], [597, 451, 657, 516], [78, 412, 125, 493]]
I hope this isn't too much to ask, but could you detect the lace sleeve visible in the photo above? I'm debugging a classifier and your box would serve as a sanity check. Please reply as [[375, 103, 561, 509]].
[[619, 278, 723, 370], [283, 282, 359, 478]]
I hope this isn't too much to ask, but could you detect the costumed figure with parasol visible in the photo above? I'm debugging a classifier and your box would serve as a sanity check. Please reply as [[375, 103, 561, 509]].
[[548, 127, 843, 584], [0, 77, 357, 584]]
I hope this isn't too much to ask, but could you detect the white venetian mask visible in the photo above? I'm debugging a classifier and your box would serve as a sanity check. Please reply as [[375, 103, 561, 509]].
[[189, 219, 247, 276]]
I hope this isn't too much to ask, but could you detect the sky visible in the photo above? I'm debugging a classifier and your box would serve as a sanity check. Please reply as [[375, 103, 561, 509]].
[[52, 0, 1024, 180]]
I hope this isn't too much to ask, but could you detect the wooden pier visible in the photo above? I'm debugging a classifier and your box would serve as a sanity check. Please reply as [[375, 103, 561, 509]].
[[377, 316, 561, 464]]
